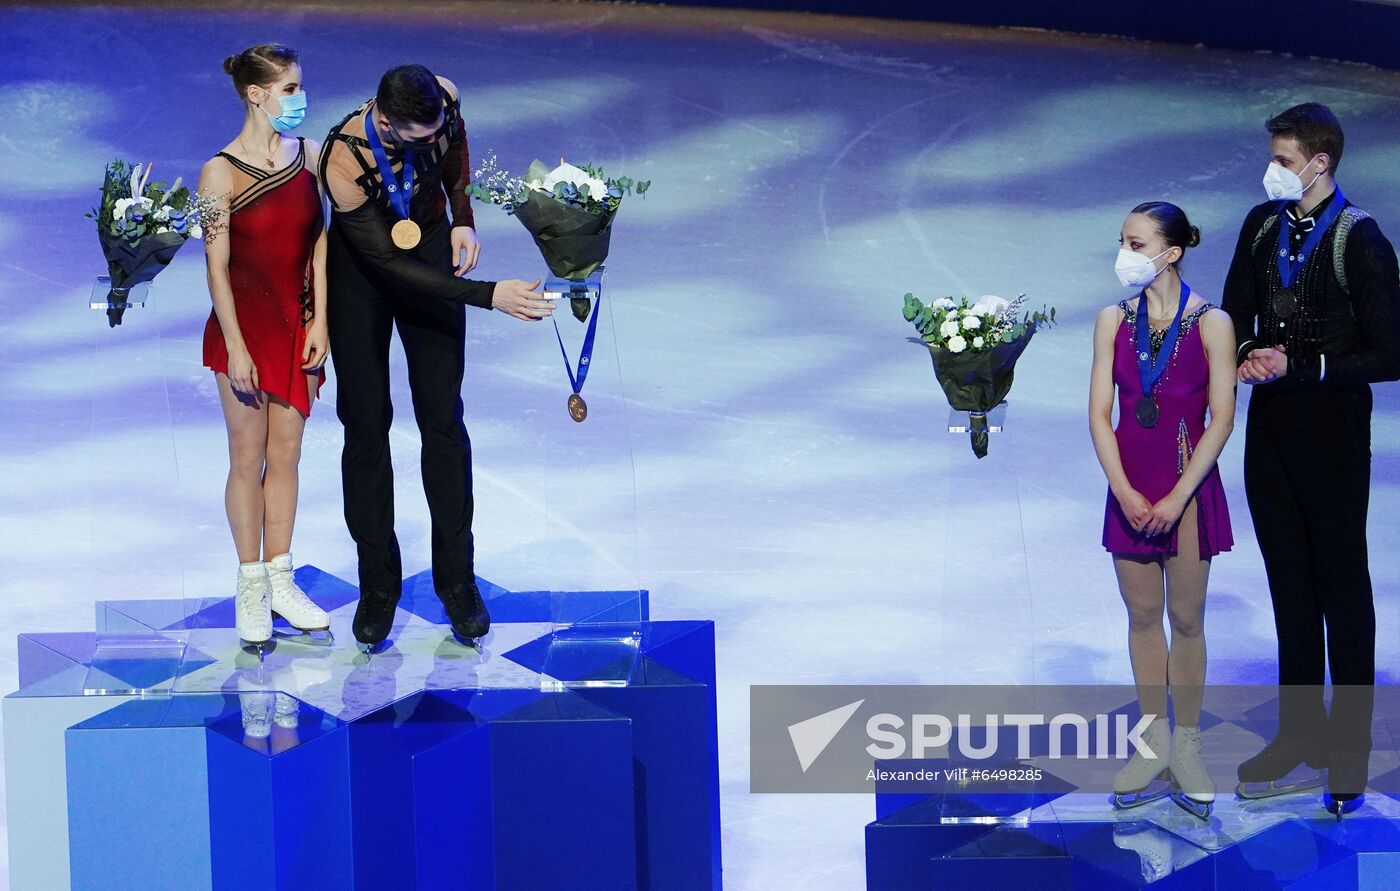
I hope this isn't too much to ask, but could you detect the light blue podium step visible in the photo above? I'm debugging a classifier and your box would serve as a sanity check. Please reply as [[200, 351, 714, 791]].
[[65, 692, 352, 891]]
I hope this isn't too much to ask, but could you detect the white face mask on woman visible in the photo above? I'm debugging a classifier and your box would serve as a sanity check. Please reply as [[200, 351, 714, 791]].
[[1262, 155, 1323, 202], [1114, 248, 1170, 289]]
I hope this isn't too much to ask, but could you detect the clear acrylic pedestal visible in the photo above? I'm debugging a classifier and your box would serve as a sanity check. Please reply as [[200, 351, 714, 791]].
[[536, 267, 645, 679], [83, 274, 187, 692], [938, 401, 1035, 823], [89, 275, 151, 310]]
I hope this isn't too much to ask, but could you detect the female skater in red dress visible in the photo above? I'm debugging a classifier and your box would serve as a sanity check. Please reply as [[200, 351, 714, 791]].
[[199, 44, 331, 647]]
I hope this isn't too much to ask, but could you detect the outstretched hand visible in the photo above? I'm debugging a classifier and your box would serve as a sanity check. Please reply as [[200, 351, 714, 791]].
[[491, 278, 553, 321]]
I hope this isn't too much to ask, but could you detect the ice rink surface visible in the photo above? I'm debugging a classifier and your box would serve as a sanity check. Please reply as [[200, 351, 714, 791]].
[[2, 2, 1399, 887]]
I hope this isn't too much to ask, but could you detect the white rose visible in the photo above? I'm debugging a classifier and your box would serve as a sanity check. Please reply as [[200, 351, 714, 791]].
[[189, 224, 203, 239], [947, 335, 968, 353], [113, 197, 136, 216], [940, 320, 961, 338], [933, 297, 957, 311], [962, 314, 982, 331], [542, 162, 592, 191], [971, 294, 1010, 316], [973, 336, 985, 349]]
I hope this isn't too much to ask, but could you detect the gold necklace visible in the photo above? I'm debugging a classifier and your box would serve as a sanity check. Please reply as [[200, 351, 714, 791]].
[[238, 133, 277, 170]]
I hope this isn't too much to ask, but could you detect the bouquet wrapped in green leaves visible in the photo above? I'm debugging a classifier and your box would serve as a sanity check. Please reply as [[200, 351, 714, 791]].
[[903, 293, 1055, 459], [472, 155, 649, 321]]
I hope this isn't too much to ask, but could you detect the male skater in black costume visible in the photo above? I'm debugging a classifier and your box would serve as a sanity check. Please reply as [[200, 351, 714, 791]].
[[1222, 103, 1400, 816], [320, 64, 554, 649]]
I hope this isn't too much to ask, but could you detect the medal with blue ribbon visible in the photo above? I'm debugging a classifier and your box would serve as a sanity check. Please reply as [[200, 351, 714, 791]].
[[364, 111, 420, 250], [1134, 278, 1190, 429], [553, 289, 602, 422], [1271, 188, 1345, 324]]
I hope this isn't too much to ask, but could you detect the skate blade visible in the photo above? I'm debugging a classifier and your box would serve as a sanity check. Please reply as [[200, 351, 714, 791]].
[[1324, 792, 1365, 820], [1235, 770, 1325, 801], [449, 631, 485, 650], [1169, 791, 1214, 821], [239, 639, 275, 659], [1111, 786, 1172, 810], [355, 639, 390, 656]]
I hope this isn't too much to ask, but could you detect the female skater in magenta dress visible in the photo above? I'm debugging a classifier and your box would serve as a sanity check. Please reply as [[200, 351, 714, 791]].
[[1089, 202, 1237, 819]]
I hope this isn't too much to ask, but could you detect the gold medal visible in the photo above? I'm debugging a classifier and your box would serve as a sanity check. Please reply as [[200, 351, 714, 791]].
[[567, 393, 587, 423], [391, 219, 421, 250]]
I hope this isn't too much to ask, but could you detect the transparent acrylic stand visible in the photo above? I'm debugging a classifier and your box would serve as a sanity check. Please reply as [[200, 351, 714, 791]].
[[84, 273, 186, 694], [540, 624, 644, 690], [89, 276, 151, 310], [534, 267, 645, 686], [947, 402, 1007, 435], [937, 401, 1035, 823]]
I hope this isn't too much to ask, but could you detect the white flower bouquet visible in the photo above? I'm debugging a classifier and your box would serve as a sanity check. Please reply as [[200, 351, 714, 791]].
[[87, 160, 218, 326], [903, 293, 1055, 458], [471, 155, 649, 320]]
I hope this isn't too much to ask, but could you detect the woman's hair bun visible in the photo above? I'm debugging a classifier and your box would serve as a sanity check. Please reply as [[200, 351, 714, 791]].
[[1130, 201, 1199, 258], [224, 45, 299, 100]]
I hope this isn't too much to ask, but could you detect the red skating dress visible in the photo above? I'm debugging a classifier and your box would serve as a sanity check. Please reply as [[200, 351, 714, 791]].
[[202, 137, 325, 415]]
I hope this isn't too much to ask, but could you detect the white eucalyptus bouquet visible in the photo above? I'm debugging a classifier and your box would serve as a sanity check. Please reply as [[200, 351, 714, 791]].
[[903, 293, 1055, 458], [471, 155, 649, 322]]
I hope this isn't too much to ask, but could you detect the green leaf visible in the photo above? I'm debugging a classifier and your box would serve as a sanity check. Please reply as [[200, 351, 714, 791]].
[[902, 293, 923, 322]]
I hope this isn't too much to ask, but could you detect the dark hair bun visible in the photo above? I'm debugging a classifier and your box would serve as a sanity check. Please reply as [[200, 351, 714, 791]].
[[1130, 201, 1198, 259], [224, 45, 299, 100]]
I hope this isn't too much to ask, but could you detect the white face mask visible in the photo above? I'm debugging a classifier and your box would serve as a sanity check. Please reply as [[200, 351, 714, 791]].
[[1115, 248, 1170, 289], [1262, 156, 1324, 202]]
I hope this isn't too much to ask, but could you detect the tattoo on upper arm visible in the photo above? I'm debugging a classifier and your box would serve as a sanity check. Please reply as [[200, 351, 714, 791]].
[[196, 189, 231, 242]]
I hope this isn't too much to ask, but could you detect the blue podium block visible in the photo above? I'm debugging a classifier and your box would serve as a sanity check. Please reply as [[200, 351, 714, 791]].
[[933, 820, 1216, 890], [351, 688, 638, 890], [1213, 819, 1358, 889], [503, 621, 722, 889], [206, 695, 353, 890], [65, 692, 350, 891], [866, 797, 994, 890], [9, 568, 723, 890]]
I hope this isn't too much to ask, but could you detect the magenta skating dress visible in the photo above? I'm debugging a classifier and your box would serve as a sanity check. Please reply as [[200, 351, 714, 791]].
[[1102, 299, 1233, 559]]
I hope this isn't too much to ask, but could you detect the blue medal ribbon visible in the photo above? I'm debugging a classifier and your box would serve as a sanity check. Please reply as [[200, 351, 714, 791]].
[[1274, 188, 1345, 289], [1136, 277, 1190, 399], [553, 290, 602, 402], [364, 111, 415, 223]]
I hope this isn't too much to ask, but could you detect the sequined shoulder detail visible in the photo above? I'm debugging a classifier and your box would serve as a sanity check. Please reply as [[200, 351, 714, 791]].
[[1119, 301, 1214, 334]]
